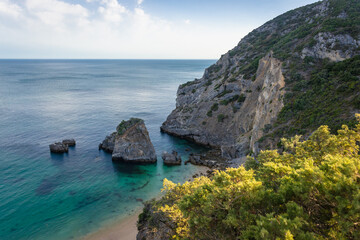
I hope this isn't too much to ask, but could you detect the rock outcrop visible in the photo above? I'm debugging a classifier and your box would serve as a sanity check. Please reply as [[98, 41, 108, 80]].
[[99, 132, 116, 153], [161, 52, 285, 157], [49, 142, 69, 153], [62, 139, 76, 146], [100, 118, 157, 163], [162, 151, 181, 165], [161, 0, 360, 158], [49, 139, 76, 153]]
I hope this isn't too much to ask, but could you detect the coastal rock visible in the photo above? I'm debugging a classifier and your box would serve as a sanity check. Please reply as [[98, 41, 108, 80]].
[[161, 52, 285, 156], [137, 201, 174, 240], [49, 142, 68, 153], [62, 139, 76, 146], [99, 132, 116, 153], [100, 118, 157, 163], [184, 150, 226, 169], [162, 151, 181, 165], [160, 0, 360, 159]]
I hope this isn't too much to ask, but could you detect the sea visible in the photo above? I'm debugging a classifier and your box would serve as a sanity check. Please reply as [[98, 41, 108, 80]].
[[0, 59, 215, 240]]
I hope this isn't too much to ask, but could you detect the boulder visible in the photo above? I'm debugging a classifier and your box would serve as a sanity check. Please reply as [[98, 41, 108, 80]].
[[99, 132, 116, 153], [162, 151, 181, 165], [100, 118, 157, 163], [49, 142, 68, 153], [62, 139, 76, 146]]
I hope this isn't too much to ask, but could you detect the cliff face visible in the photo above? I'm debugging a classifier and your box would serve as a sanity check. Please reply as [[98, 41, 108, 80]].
[[161, 0, 360, 158]]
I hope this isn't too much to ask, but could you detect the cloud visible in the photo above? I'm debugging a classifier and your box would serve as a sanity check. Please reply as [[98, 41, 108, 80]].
[[98, 0, 127, 23], [0, 0, 22, 18], [137, 0, 144, 5], [0, 0, 252, 59], [25, 0, 89, 27]]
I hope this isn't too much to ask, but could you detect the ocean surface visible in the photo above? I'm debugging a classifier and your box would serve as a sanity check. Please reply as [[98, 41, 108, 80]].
[[0, 59, 215, 240]]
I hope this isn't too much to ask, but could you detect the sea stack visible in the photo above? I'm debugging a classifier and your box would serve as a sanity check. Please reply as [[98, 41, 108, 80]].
[[100, 118, 157, 163]]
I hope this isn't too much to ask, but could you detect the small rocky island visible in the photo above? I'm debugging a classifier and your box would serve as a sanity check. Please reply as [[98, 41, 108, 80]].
[[49, 139, 76, 153], [99, 118, 157, 163]]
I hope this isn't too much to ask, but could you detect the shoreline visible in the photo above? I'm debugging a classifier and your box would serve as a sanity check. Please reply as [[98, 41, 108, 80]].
[[81, 208, 142, 240], [81, 166, 210, 240]]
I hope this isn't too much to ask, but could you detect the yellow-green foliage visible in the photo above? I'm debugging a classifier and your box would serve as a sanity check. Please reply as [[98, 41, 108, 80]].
[[157, 114, 360, 240]]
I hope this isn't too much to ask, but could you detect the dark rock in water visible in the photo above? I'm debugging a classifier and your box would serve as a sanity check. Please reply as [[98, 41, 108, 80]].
[[100, 118, 157, 163], [184, 150, 226, 169], [62, 139, 76, 146], [162, 151, 181, 165], [49, 142, 68, 153], [99, 132, 116, 153]]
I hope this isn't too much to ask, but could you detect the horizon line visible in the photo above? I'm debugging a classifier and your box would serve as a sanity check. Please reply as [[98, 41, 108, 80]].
[[0, 58, 217, 61]]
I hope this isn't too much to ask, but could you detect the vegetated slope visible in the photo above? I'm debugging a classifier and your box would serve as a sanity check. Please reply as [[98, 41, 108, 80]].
[[140, 116, 360, 240], [161, 0, 360, 158]]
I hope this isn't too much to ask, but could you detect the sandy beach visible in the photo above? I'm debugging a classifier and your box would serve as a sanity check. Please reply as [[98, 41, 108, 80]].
[[81, 166, 210, 240], [82, 209, 141, 240]]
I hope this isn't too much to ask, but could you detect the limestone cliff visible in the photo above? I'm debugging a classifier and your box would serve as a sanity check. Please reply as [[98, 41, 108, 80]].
[[161, 0, 360, 159]]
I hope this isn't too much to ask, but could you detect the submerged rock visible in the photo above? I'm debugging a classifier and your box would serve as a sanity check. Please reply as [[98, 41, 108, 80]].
[[100, 118, 157, 163], [162, 151, 181, 165], [49, 142, 69, 153]]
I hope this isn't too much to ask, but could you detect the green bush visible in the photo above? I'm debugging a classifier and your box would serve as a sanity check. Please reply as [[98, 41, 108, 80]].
[[156, 117, 360, 239]]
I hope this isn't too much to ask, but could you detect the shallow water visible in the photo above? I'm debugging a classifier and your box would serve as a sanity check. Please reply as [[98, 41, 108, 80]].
[[0, 59, 215, 240]]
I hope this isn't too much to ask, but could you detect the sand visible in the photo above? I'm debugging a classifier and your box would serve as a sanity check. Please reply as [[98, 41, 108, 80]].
[[82, 210, 141, 240], [82, 166, 210, 240]]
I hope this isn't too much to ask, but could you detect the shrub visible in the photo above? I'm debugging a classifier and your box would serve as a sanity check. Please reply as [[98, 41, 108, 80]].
[[156, 116, 360, 239]]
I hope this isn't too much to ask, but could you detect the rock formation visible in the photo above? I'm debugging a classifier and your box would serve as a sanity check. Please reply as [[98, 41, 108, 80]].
[[161, 0, 360, 159], [49, 142, 69, 153], [161, 52, 285, 158], [162, 151, 181, 165], [62, 139, 76, 146], [99, 118, 157, 163]]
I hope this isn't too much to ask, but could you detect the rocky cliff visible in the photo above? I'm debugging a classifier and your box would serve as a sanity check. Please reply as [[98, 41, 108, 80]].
[[161, 0, 360, 159]]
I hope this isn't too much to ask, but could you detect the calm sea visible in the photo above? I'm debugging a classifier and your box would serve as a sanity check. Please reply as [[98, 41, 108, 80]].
[[0, 59, 215, 240]]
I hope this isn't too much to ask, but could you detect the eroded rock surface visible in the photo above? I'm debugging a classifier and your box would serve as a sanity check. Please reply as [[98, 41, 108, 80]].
[[49, 142, 68, 153], [100, 118, 157, 163], [162, 151, 181, 165]]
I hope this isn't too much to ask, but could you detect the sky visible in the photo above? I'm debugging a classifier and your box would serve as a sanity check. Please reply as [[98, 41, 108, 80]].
[[0, 0, 319, 59]]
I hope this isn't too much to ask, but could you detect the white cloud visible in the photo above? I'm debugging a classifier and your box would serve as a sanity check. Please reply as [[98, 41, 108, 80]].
[[0, 0, 253, 59], [98, 0, 127, 23], [25, 0, 89, 27], [0, 0, 22, 18], [137, 0, 144, 5]]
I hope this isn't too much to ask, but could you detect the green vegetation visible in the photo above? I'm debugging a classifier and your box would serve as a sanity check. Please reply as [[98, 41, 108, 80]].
[[210, 103, 219, 112], [277, 55, 360, 136], [116, 118, 142, 135], [226, 0, 360, 80], [216, 89, 233, 98], [217, 114, 227, 123], [220, 94, 246, 105], [154, 117, 360, 239], [208, 64, 222, 74]]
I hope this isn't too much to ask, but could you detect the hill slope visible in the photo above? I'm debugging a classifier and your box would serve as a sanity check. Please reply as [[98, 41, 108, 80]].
[[161, 0, 360, 159]]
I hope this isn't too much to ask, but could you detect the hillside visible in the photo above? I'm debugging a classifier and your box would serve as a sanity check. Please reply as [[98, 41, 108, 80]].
[[161, 0, 360, 159]]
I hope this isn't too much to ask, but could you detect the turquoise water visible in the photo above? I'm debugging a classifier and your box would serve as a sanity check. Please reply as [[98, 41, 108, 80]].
[[0, 60, 215, 240]]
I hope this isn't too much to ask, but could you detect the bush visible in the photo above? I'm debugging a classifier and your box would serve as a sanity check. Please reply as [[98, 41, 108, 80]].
[[156, 116, 360, 239]]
